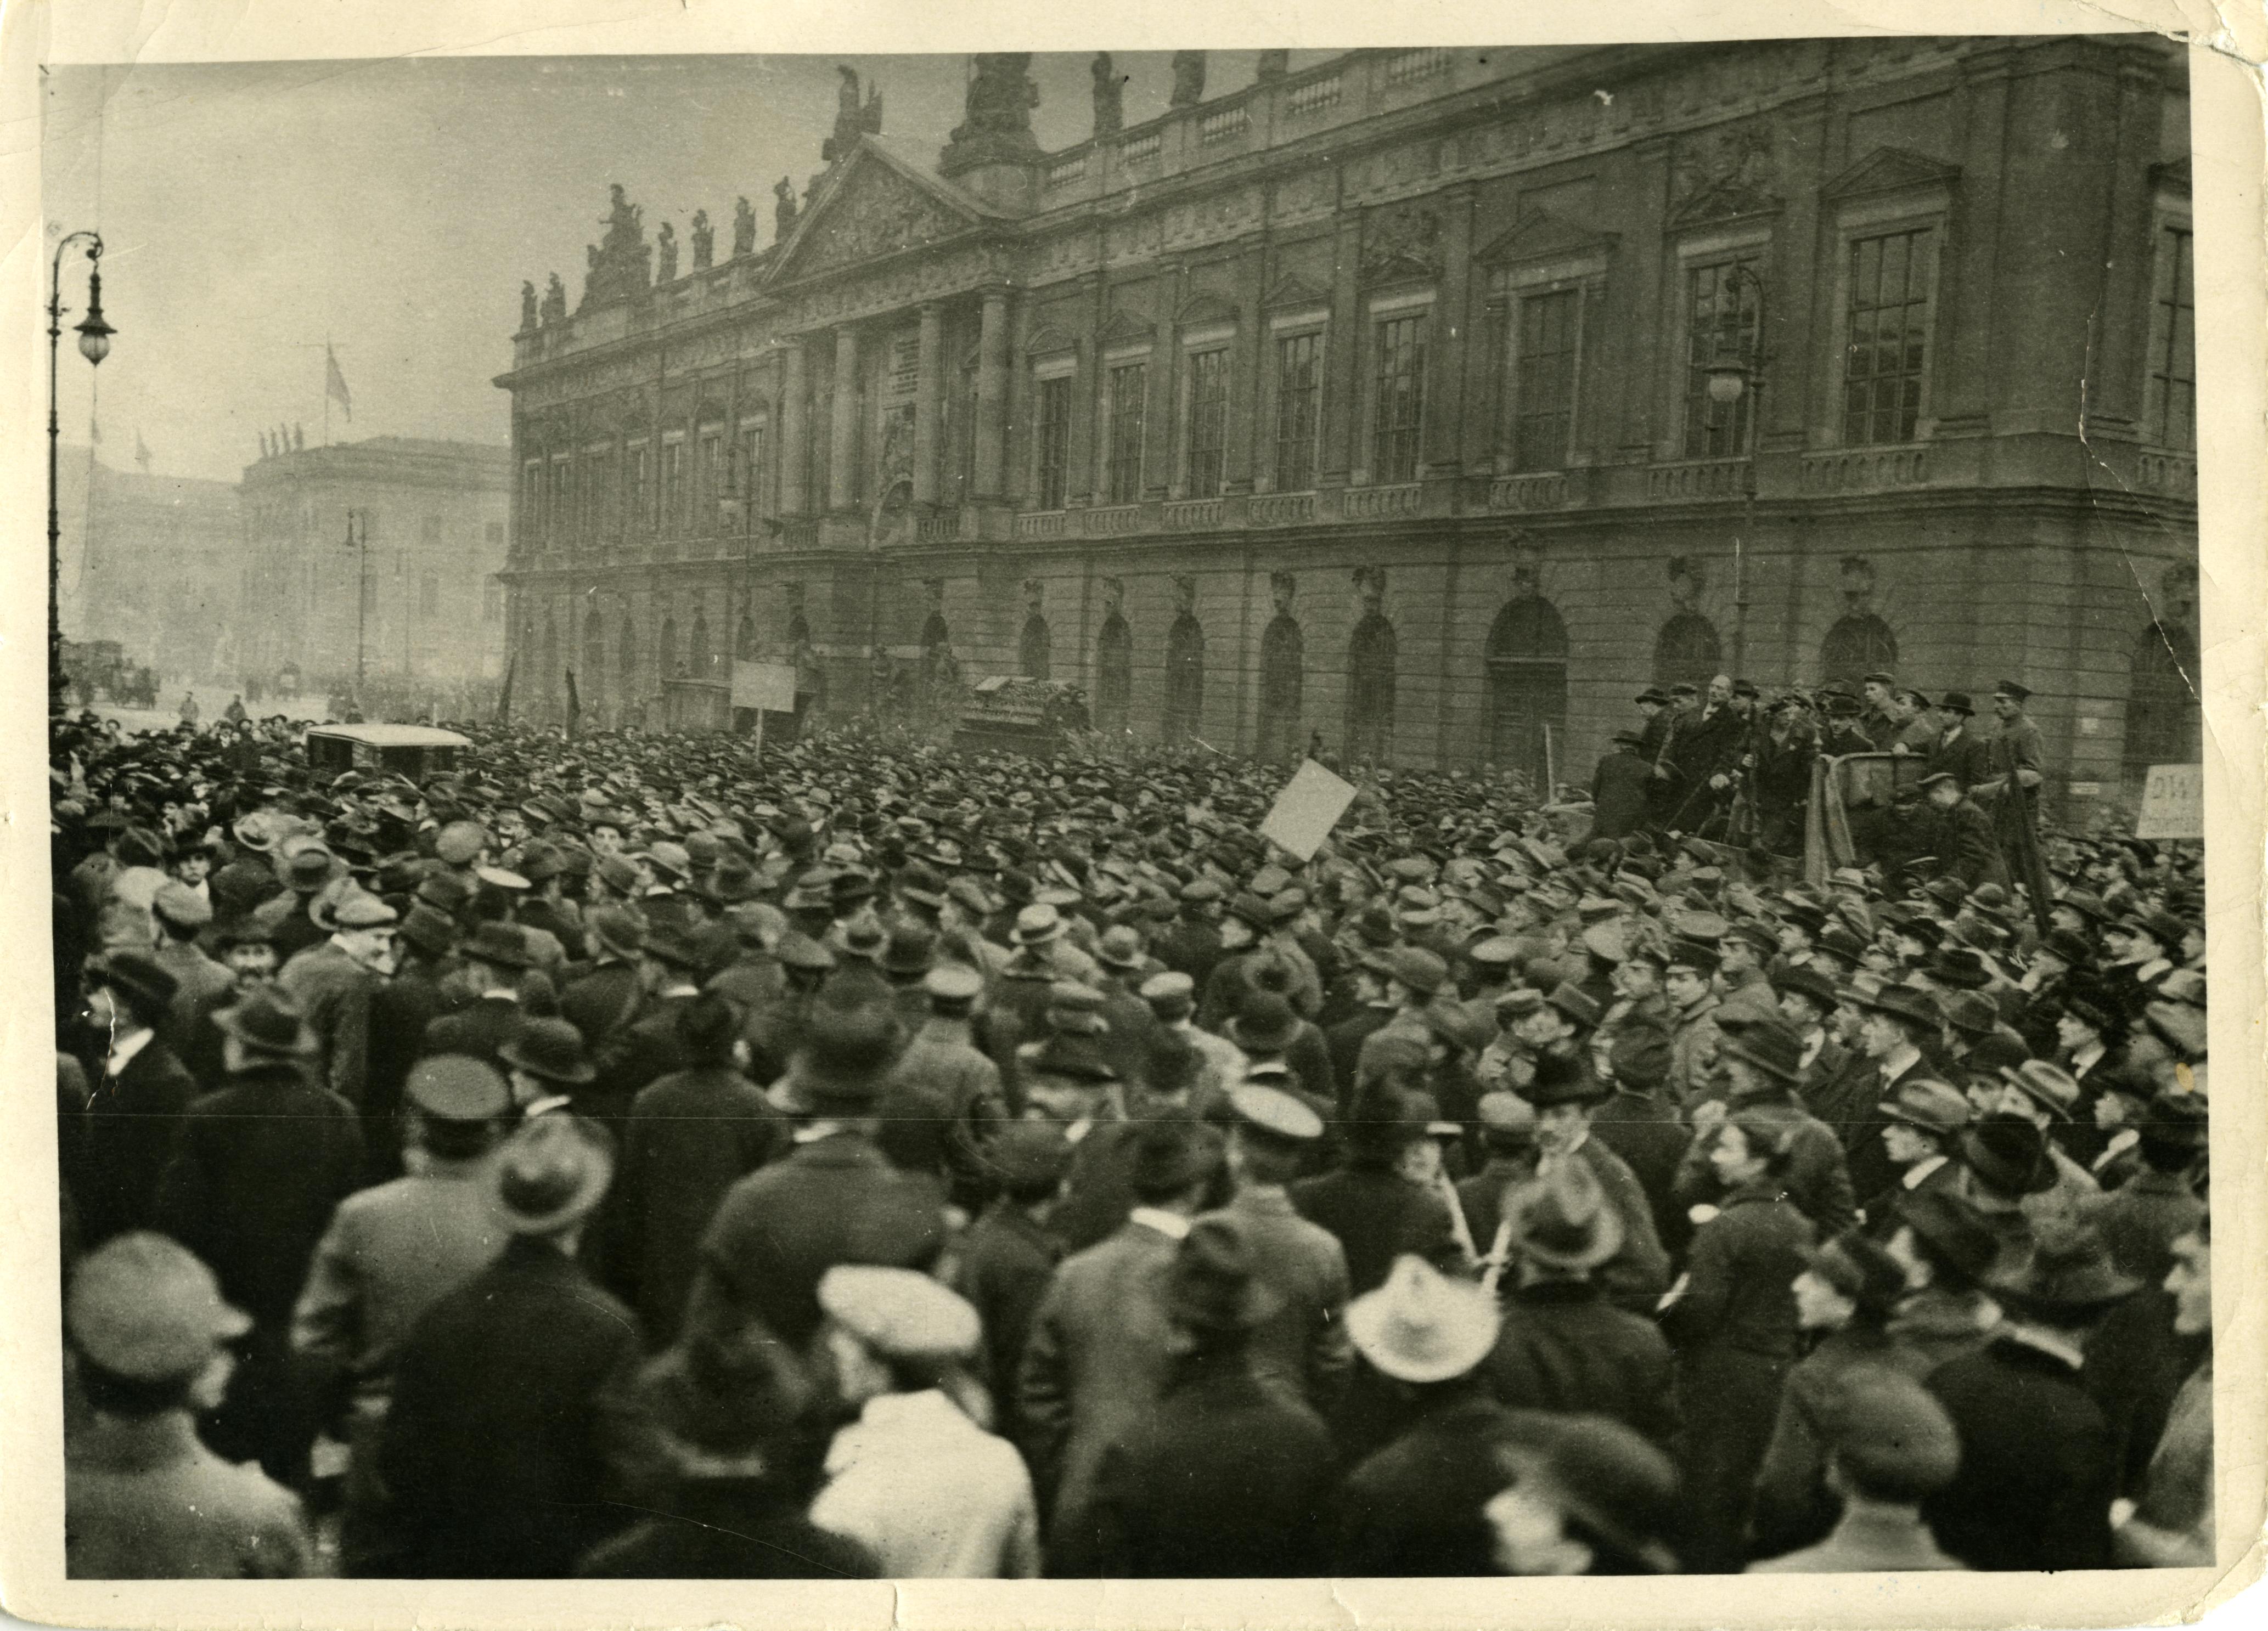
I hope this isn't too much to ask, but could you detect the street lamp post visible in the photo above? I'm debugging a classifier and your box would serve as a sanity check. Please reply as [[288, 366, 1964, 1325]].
[[343, 508, 371, 698], [1698, 263, 1766, 684], [48, 230, 115, 710]]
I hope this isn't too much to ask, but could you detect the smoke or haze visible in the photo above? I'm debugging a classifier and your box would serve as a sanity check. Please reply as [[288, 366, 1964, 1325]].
[[41, 51, 1334, 484]]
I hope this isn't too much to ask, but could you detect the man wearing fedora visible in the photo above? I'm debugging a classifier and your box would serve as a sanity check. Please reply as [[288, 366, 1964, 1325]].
[[1983, 1060, 2102, 1224], [1673, 1018, 1857, 1240], [1087, 1214, 1337, 1578], [1863, 1076, 1972, 1227], [1016, 1113, 1219, 1572], [351, 1115, 648, 1578], [1478, 1162, 1678, 1448], [590, 919, 713, 1113], [1336, 1253, 1519, 1575], [1524, 1053, 1671, 1313], [156, 984, 363, 1487], [1921, 1216, 2137, 1571], [419, 920, 537, 1073], [560, 904, 649, 1053]]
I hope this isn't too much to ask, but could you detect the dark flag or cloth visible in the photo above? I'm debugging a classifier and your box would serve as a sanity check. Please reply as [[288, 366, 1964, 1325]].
[[496, 654, 516, 723]]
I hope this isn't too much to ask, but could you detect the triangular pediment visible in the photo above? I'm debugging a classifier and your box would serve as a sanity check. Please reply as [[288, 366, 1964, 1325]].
[[1027, 322, 1080, 357], [1177, 292, 1238, 328], [771, 138, 994, 284], [1477, 208, 1618, 267], [1264, 272, 1329, 309], [1669, 180, 1782, 229], [1100, 308, 1156, 347], [1822, 145, 1962, 201]]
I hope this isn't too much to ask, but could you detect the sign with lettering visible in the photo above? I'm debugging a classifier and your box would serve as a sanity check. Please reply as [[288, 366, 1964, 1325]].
[[731, 660, 798, 713], [1258, 759, 1359, 862], [2135, 763, 2203, 840]]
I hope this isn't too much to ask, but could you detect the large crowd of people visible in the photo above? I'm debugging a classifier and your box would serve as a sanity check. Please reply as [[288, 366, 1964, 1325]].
[[48, 665, 2212, 1581]]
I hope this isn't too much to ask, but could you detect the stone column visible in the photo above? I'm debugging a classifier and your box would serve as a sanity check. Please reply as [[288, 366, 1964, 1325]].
[[829, 325, 860, 512], [1321, 212, 1363, 484], [778, 339, 808, 514], [1933, 47, 2014, 436], [975, 289, 1010, 498], [914, 303, 944, 506], [1425, 183, 1476, 475]]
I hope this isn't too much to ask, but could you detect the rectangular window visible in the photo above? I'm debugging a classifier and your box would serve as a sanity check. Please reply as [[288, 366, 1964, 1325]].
[[627, 445, 649, 531], [520, 464, 541, 544], [2145, 226, 2196, 451], [586, 449, 611, 541], [697, 432, 722, 531], [1035, 375, 1071, 510], [548, 461, 569, 543], [1684, 258, 1762, 457], [1372, 315, 1427, 483], [1510, 289, 1580, 472], [738, 425, 767, 515], [1106, 362, 1147, 505], [660, 442, 683, 531], [1842, 228, 1934, 446], [1274, 331, 1321, 491], [1184, 349, 1229, 498]]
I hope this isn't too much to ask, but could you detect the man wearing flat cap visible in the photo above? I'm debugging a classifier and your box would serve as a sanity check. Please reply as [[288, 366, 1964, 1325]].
[[157, 985, 364, 1486]]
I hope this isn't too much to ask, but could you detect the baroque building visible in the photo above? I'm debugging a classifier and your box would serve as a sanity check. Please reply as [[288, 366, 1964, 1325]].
[[495, 40, 2198, 810], [58, 450, 242, 682], [237, 436, 511, 693]]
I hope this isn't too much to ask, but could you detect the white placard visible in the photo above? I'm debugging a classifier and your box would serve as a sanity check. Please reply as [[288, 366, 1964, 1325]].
[[730, 660, 798, 713], [1258, 759, 1359, 862], [2135, 763, 2203, 840]]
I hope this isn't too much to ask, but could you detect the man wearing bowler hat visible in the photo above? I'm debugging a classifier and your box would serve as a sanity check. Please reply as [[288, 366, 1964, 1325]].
[[1523, 1053, 1670, 1313], [64, 950, 199, 1249], [1923, 691, 1993, 791], [418, 920, 536, 1073]]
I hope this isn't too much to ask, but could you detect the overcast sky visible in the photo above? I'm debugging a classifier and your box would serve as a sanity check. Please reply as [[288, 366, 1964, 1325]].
[[41, 52, 1335, 486]]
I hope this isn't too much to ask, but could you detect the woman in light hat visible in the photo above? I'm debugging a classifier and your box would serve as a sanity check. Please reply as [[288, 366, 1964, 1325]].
[[806, 1265, 1039, 1578]]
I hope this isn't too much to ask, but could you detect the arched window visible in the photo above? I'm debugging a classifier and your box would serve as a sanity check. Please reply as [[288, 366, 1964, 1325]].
[[618, 614, 638, 698], [1820, 613, 1898, 690], [2124, 621, 2201, 785], [1256, 613, 1304, 761], [690, 611, 712, 680], [1020, 613, 1052, 681], [583, 612, 606, 709], [1652, 611, 1721, 690], [1345, 613, 1398, 764], [1163, 612, 1205, 742], [660, 616, 680, 680], [736, 614, 756, 661], [1095, 613, 1133, 733], [1485, 597, 1568, 787]]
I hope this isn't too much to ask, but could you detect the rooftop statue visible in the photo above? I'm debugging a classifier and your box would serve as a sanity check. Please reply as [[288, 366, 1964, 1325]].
[[732, 195, 757, 257], [1091, 52, 1123, 136]]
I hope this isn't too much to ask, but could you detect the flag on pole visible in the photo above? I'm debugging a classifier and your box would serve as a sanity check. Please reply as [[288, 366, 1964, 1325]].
[[325, 343, 353, 421], [496, 654, 516, 723], [565, 667, 582, 740], [133, 429, 153, 473]]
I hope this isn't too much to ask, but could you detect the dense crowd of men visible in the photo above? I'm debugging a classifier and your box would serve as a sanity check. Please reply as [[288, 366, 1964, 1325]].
[[49, 665, 2212, 1581]]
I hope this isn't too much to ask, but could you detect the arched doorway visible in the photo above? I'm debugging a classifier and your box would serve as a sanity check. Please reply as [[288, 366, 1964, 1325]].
[[1345, 612, 1397, 764], [1820, 613, 1898, 690], [1257, 613, 1304, 761], [2123, 621, 2201, 785], [1652, 611, 1722, 690], [1485, 597, 1568, 786], [618, 614, 639, 702], [1163, 612, 1205, 742], [1020, 613, 1052, 681], [1095, 613, 1132, 733]]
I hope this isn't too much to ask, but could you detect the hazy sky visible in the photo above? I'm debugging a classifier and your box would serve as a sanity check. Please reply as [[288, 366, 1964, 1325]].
[[42, 51, 1335, 485]]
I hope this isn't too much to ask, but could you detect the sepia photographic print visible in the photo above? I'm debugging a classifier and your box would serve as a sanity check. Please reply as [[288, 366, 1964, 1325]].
[[8, 3, 2261, 1627]]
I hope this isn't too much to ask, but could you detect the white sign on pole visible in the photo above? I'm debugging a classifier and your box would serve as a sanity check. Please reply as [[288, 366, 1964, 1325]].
[[731, 660, 798, 714], [1258, 759, 1359, 862], [2134, 763, 2203, 840]]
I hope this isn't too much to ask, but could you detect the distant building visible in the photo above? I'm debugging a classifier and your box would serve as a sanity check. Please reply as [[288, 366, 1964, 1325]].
[[236, 437, 511, 692], [58, 451, 241, 681], [495, 40, 2197, 810]]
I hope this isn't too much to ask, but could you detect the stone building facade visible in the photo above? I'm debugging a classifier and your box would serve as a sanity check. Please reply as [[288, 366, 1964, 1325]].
[[237, 436, 511, 693], [496, 39, 2198, 811], [58, 451, 243, 682]]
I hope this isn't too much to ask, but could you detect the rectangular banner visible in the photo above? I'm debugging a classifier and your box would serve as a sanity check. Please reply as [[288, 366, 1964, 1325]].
[[730, 659, 798, 713]]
